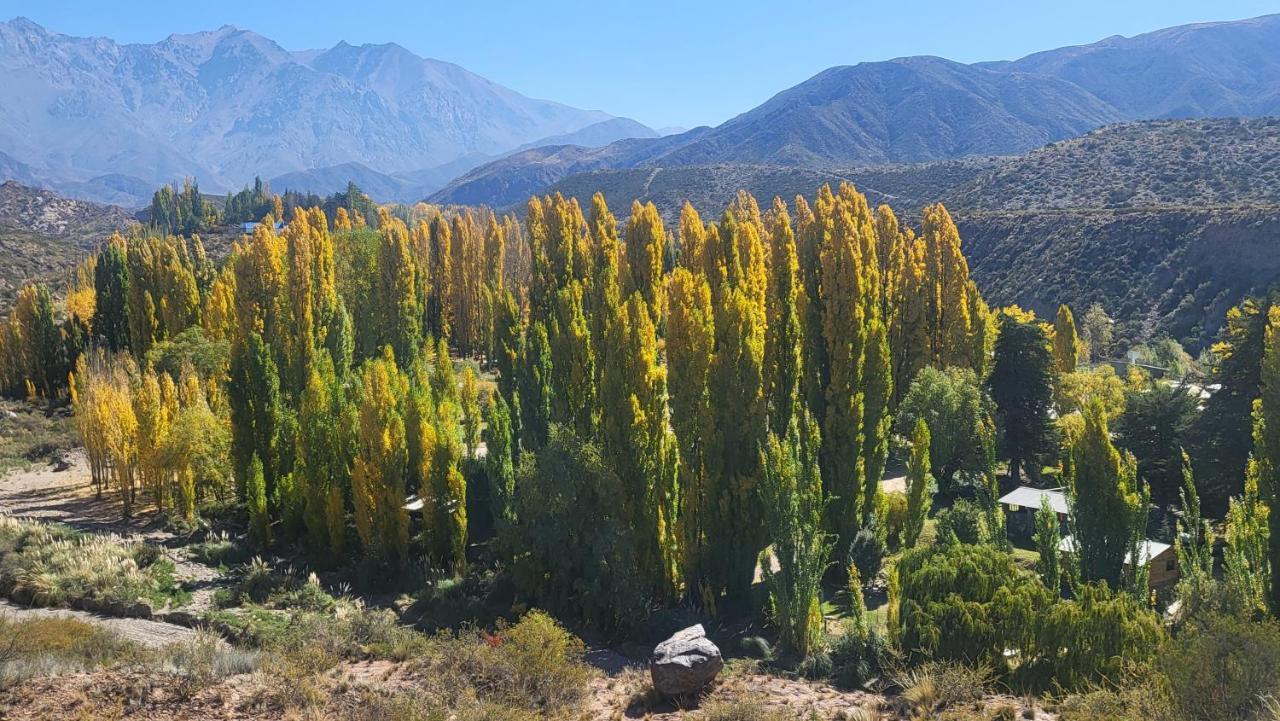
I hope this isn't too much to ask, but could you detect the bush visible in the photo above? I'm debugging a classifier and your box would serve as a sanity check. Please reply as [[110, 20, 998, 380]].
[[189, 531, 250, 567], [936, 499, 989, 545], [895, 661, 995, 715], [829, 623, 890, 690], [0, 516, 186, 609], [0, 615, 138, 686], [216, 557, 335, 612], [698, 697, 790, 721], [504, 429, 647, 630], [879, 491, 908, 549], [1159, 614, 1280, 721], [416, 609, 593, 714], [848, 525, 886, 583]]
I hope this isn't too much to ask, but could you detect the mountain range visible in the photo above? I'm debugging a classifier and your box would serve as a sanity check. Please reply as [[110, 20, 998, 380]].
[[0, 18, 657, 205], [433, 14, 1280, 207]]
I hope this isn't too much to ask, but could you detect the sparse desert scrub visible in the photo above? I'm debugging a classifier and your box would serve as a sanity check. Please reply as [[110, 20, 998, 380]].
[[0, 515, 187, 609], [0, 615, 256, 691]]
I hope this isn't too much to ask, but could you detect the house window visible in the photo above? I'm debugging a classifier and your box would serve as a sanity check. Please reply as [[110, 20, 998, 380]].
[[1165, 559, 1176, 572]]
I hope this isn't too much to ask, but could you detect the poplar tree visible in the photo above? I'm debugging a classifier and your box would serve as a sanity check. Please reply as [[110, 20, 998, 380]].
[[375, 213, 421, 362], [623, 201, 666, 321], [459, 366, 481, 458], [601, 292, 678, 597], [484, 392, 516, 529], [760, 413, 829, 658], [765, 198, 802, 437], [1068, 399, 1146, 590], [1054, 304, 1080, 376], [904, 418, 933, 549], [93, 235, 131, 352], [229, 332, 284, 508], [861, 317, 892, 525], [352, 347, 410, 564], [1255, 305, 1280, 616], [818, 185, 870, 553], [296, 353, 350, 554], [667, 267, 716, 598]]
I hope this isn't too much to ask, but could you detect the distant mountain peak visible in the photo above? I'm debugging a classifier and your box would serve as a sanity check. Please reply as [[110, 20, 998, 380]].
[[0, 18, 654, 202]]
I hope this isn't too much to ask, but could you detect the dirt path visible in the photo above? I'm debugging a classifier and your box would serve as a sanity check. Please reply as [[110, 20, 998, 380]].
[[1, 453, 229, 616], [0, 599, 202, 648]]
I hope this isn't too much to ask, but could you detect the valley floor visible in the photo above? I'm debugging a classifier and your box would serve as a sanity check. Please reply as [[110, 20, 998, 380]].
[[0, 449, 1055, 720]]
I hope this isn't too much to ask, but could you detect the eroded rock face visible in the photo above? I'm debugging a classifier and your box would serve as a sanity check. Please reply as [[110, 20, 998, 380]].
[[650, 624, 723, 697]]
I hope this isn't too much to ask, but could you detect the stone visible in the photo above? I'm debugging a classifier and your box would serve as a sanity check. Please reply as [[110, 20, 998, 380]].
[[650, 624, 723, 697]]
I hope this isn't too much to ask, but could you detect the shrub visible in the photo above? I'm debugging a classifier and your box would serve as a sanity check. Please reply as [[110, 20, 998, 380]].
[[1159, 613, 1280, 721], [848, 525, 886, 583], [188, 531, 250, 567], [0, 615, 138, 686], [895, 543, 1052, 669], [829, 623, 890, 690], [698, 697, 790, 721], [895, 661, 995, 715], [504, 429, 647, 630], [0, 515, 186, 609], [879, 491, 908, 549], [445, 610, 593, 712], [936, 499, 989, 545]]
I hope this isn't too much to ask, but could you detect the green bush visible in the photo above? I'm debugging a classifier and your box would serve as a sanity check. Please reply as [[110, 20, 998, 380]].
[[829, 623, 890, 690], [417, 609, 593, 714], [936, 499, 989, 545], [879, 491, 908, 549], [0, 516, 186, 609], [503, 428, 647, 630], [848, 525, 886, 583], [1159, 614, 1280, 721]]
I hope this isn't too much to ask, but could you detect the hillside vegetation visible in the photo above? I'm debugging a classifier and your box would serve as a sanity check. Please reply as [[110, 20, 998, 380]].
[[0, 182, 134, 311], [543, 118, 1280, 349]]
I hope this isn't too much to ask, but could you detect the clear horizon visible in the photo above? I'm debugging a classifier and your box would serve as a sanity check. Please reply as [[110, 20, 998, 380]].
[[0, 0, 1276, 130]]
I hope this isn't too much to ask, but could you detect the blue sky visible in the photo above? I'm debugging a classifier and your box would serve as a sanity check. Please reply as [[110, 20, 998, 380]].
[[2, 0, 1276, 129]]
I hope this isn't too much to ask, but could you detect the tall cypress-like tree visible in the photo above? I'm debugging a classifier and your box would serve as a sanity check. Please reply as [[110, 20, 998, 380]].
[[861, 317, 892, 525], [93, 236, 131, 352], [1053, 304, 1080, 376], [667, 267, 716, 600], [623, 200, 666, 321], [1068, 399, 1145, 591], [351, 347, 410, 564], [229, 332, 284, 509], [1255, 305, 1280, 616], [989, 313, 1056, 483], [600, 292, 678, 597], [904, 418, 933, 549], [817, 186, 870, 555], [765, 198, 802, 438]]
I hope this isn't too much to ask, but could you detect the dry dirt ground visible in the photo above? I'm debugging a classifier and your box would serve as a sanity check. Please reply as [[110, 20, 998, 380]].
[[0, 454, 1055, 721]]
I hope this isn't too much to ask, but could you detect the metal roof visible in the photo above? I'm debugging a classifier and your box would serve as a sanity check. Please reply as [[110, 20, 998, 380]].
[[998, 486, 1069, 515], [1059, 535, 1173, 566]]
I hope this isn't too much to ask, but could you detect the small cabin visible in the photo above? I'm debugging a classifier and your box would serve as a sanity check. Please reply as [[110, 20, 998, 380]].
[[1059, 535, 1179, 590], [997, 486, 1069, 538]]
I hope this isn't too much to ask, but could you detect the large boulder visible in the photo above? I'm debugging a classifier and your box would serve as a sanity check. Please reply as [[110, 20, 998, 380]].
[[650, 624, 723, 697]]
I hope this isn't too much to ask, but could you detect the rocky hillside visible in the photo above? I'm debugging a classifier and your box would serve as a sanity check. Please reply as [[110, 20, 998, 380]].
[[435, 14, 1280, 208], [0, 181, 133, 309]]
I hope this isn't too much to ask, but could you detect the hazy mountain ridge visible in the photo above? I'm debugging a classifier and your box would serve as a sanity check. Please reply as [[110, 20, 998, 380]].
[[0, 18, 655, 204], [435, 14, 1280, 207]]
